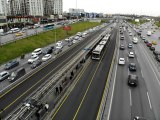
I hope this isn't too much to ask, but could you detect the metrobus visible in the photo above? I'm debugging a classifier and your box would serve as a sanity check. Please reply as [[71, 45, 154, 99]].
[[102, 34, 111, 41], [92, 45, 105, 60], [43, 24, 54, 30]]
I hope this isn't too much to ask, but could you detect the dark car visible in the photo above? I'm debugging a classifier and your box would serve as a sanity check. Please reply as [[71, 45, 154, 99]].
[[128, 74, 138, 87], [128, 43, 133, 48], [129, 63, 136, 71], [155, 55, 160, 62], [120, 44, 125, 50], [4, 60, 19, 70], [153, 51, 160, 56], [146, 42, 152, 47], [133, 116, 147, 120], [8, 68, 26, 82], [150, 46, 155, 51], [120, 36, 124, 40], [42, 47, 53, 54], [31, 60, 42, 69], [144, 40, 148, 43]]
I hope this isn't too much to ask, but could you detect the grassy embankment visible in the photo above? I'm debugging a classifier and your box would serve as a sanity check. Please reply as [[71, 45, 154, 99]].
[[0, 21, 101, 65], [128, 19, 149, 25], [155, 21, 160, 27]]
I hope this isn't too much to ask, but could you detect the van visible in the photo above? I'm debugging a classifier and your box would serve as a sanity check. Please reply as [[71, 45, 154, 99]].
[[8, 68, 26, 82]]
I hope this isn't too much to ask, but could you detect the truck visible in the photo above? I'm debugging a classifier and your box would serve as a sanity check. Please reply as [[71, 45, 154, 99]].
[[147, 31, 152, 36]]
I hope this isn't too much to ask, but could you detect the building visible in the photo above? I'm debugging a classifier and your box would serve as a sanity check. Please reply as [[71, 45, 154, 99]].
[[53, 0, 63, 15], [69, 8, 85, 14], [0, 0, 7, 16]]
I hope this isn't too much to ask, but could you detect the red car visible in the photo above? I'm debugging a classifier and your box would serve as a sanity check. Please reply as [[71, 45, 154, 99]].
[[146, 42, 152, 47]]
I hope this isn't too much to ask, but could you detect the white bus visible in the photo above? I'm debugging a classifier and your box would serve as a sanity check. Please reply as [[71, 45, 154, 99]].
[[102, 34, 111, 41], [92, 45, 105, 60]]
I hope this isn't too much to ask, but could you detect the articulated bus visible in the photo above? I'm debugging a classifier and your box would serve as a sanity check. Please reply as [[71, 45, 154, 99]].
[[102, 34, 111, 41], [92, 45, 105, 60], [43, 24, 55, 30]]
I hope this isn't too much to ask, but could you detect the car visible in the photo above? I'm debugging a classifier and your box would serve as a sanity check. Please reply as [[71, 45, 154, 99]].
[[72, 40, 77, 44], [128, 52, 135, 58], [120, 36, 124, 40], [4, 60, 19, 70], [142, 36, 145, 40], [0, 32, 7, 36], [129, 33, 132, 36], [28, 54, 39, 64], [74, 36, 80, 40], [150, 46, 155, 51], [31, 60, 42, 69], [144, 40, 148, 43], [153, 51, 160, 56], [65, 38, 70, 42], [133, 116, 147, 120], [128, 74, 138, 87], [155, 56, 160, 62], [129, 63, 136, 71], [128, 43, 133, 48], [151, 40, 157, 45], [0, 71, 10, 81], [68, 41, 73, 46], [32, 48, 42, 55], [146, 42, 152, 47], [15, 32, 23, 36], [118, 58, 125, 65], [120, 44, 125, 50], [42, 54, 52, 62], [8, 68, 26, 82], [132, 37, 138, 44], [56, 45, 63, 49], [42, 47, 53, 54], [56, 41, 63, 46]]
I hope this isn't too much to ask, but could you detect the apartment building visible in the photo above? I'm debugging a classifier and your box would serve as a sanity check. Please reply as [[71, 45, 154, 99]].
[[53, 0, 63, 15], [0, 0, 7, 16]]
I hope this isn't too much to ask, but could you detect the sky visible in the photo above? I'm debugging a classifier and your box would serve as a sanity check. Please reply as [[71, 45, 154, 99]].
[[63, 0, 160, 16]]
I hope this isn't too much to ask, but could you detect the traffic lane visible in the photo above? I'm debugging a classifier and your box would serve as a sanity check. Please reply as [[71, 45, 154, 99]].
[[126, 30, 156, 119], [135, 43, 160, 119], [76, 29, 117, 120], [0, 28, 106, 117], [52, 60, 99, 120], [110, 47, 131, 120]]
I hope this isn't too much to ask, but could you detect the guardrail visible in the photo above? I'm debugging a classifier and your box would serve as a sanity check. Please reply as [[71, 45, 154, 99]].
[[4, 27, 110, 120], [96, 26, 119, 120]]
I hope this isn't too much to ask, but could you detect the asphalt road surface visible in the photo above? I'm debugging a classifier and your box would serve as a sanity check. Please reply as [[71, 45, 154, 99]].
[[109, 25, 156, 120], [50, 28, 117, 120], [0, 25, 108, 118]]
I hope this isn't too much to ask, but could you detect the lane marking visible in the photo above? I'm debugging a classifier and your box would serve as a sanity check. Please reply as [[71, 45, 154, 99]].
[[139, 44, 160, 86], [141, 70, 144, 78], [51, 60, 91, 119], [128, 69, 130, 75], [73, 30, 115, 120], [147, 92, 152, 109], [107, 31, 119, 120], [129, 89, 132, 106]]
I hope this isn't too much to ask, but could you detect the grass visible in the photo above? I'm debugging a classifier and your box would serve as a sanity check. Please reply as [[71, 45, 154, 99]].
[[0, 21, 101, 65], [128, 19, 149, 25], [155, 21, 160, 27]]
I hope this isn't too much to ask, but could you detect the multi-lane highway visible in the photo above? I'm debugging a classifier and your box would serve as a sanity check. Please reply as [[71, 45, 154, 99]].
[[50, 28, 117, 120], [0, 25, 109, 118], [106, 22, 160, 120]]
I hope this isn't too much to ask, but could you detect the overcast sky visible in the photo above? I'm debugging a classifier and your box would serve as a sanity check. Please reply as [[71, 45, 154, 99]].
[[63, 0, 160, 16]]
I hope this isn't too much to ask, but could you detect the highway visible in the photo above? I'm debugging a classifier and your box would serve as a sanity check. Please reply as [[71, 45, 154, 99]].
[[109, 25, 156, 120], [50, 28, 117, 120], [0, 25, 108, 118]]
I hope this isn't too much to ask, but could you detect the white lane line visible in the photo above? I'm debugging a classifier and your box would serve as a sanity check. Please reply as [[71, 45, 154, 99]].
[[147, 92, 152, 109], [128, 69, 130, 75], [107, 43, 119, 120], [139, 44, 160, 86], [141, 70, 144, 78], [127, 57, 129, 62], [129, 89, 132, 106]]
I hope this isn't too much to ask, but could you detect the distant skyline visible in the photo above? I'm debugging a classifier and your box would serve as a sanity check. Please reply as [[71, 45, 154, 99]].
[[63, 0, 160, 16]]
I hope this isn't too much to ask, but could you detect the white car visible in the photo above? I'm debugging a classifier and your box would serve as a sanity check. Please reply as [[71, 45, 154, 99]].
[[42, 54, 52, 62], [56, 45, 63, 49], [128, 52, 135, 58], [56, 41, 63, 46], [28, 54, 39, 64], [132, 37, 138, 44], [129, 32, 132, 36], [118, 58, 125, 65], [74, 36, 79, 40], [72, 40, 77, 44], [32, 48, 42, 55]]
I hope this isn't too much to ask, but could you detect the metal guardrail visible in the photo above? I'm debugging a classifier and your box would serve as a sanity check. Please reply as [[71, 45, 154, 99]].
[[5, 27, 109, 120]]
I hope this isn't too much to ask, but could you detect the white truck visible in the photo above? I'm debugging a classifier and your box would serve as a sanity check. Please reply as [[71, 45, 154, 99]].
[[147, 31, 152, 36]]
